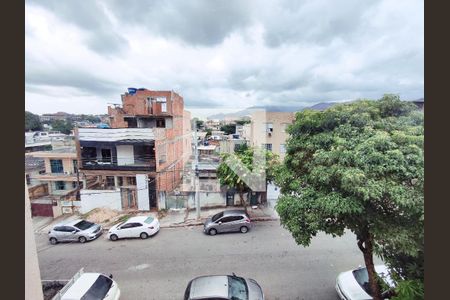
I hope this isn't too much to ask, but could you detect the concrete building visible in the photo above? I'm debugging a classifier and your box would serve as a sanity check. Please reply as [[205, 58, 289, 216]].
[[249, 110, 295, 159], [76, 88, 192, 211], [27, 148, 87, 217]]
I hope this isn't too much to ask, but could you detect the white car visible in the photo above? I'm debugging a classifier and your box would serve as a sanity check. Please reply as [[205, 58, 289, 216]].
[[107, 216, 160, 241], [335, 264, 395, 300], [59, 270, 120, 300]]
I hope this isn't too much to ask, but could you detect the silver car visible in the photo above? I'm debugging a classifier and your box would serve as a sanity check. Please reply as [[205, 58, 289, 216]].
[[48, 219, 103, 244], [336, 264, 395, 300], [184, 274, 264, 300], [203, 210, 252, 236]]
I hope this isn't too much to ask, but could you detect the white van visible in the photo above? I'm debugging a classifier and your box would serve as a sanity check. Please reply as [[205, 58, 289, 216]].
[[53, 269, 120, 300]]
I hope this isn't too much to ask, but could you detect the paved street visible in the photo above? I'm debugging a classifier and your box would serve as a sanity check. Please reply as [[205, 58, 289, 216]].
[[36, 221, 381, 300]]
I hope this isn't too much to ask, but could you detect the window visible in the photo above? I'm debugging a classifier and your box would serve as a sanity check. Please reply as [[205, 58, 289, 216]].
[[264, 123, 273, 132], [62, 226, 76, 232], [120, 223, 137, 229], [106, 176, 115, 187], [26, 174, 31, 185], [212, 212, 224, 222], [228, 276, 248, 300], [161, 102, 167, 112], [55, 181, 66, 190], [128, 177, 136, 186], [74, 220, 94, 230], [219, 216, 235, 223], [156, 119, 166, 128], [72, 181, 78, 189], [262, 143, 272, 151], [81, 275, 113, 300], [144, 217, 155, 224], [101, 149, 112, 163], [50, 159, 64, 173], [73, 160, 78, 173], [53, 226, 64, 232], [280, 144, 286, 154]]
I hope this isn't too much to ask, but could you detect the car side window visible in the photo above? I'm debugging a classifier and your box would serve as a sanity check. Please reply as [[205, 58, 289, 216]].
[[220, 216, 235, 223], [121, 223, 132, 229], [133, 223, 143, 227], [63, 226, 75, 232], [233, 216, 244, 221], [53, 226, 64, 232]]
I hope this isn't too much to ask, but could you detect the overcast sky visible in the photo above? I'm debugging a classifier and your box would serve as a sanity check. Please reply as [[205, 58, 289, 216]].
[[25, 0, 423, 119]]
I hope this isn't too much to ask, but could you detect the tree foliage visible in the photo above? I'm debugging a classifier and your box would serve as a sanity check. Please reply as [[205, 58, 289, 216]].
[[51, 119, 74, 134], [220, 124, 236, 135], [218, 147, 279, 209], [25, 111, 43, 131], [275, 95, 424, 299]]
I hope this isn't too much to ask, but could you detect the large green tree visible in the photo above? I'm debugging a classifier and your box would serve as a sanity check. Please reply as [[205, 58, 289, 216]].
[[51, 119, 74, 134], [25, 111, 43, 131], [218, 147, 279, 211], [275, 95, 424, 300], [220, 124, 236, 135]]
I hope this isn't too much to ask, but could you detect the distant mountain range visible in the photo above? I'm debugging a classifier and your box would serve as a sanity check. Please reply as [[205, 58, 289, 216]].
[[206, 97, 424, 120], [207, 102, 338, 120]]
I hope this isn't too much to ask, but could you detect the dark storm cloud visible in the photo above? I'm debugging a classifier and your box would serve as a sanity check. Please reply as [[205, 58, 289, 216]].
[[26, 0, 128, 56], [261, 0, 380, 48], [26, 0, 423, 115], [107, 0, 253, 46], [26, 68, 121, 96]]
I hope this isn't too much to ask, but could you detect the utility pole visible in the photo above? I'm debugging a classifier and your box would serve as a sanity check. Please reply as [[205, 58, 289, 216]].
[[194, 121, 200, 219]]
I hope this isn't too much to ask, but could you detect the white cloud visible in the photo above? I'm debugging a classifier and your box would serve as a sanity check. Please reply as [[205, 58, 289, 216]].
[[25, 0, 424, 117]]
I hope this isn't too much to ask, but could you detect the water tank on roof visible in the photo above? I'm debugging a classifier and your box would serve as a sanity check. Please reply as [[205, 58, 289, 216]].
[[128, 87, 137, 94]]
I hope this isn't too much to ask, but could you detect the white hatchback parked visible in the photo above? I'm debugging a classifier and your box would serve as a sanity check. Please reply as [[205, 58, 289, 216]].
[[107, 216, 160, 241]]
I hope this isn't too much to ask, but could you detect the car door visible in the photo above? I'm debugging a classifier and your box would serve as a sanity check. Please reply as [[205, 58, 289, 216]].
[[52, 226, 65, 240], [217, 216, 234, 233], [58, 226, 74, 241], [117, 223, 134, 238], [65, 226, 80, 241], [229, 215, 244, 232], [132, 222, 145, 237]]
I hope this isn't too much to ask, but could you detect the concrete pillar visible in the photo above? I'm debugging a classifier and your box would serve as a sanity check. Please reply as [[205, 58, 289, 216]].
[[25, 177, 44, 300], [114, 176, 119, 189]]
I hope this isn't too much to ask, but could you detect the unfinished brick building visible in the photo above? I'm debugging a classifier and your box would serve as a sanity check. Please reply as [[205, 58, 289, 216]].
[[76, 88, 192, 211]]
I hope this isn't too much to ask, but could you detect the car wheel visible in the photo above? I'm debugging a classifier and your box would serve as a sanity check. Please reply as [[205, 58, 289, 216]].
[[140, 232, 149, 239], [110, 234, 118, 241], [79, 236, 87, 243], [240, 226, 249, 233], [49, 237, 57, 245], [209, 228, 217, 236]]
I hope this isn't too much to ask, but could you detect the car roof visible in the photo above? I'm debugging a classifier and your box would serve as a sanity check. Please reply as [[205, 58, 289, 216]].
[[125, 216, 155, 223], [61, 273, 104, 300], [222, 210, 247, 216], [189, 275, 229, 299], [53, 219, 84, 228]]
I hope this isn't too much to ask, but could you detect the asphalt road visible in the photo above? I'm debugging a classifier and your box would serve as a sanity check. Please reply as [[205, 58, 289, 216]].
[[36, 221, 381, 300]]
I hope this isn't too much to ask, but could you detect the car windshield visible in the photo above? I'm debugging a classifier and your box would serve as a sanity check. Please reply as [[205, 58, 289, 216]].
[[212, 212, 224, 222], [144, 217, 154, 224], [228, 276, 248, 300], [74, 220, 95, 231], [353, 268, 370, 294], [81, 275, 113, 300]]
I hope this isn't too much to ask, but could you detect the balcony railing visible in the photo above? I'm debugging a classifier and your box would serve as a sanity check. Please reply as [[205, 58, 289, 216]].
[[80, 158, 156, 172]]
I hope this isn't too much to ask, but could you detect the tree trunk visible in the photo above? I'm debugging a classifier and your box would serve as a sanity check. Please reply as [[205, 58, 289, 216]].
[[357, 234, 382, 300], [239, 192, 247, 213]]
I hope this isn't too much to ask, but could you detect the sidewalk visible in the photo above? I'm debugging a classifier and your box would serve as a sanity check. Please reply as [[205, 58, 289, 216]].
[[32, 204, 280, 234], [159, 204, 280, 228]]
